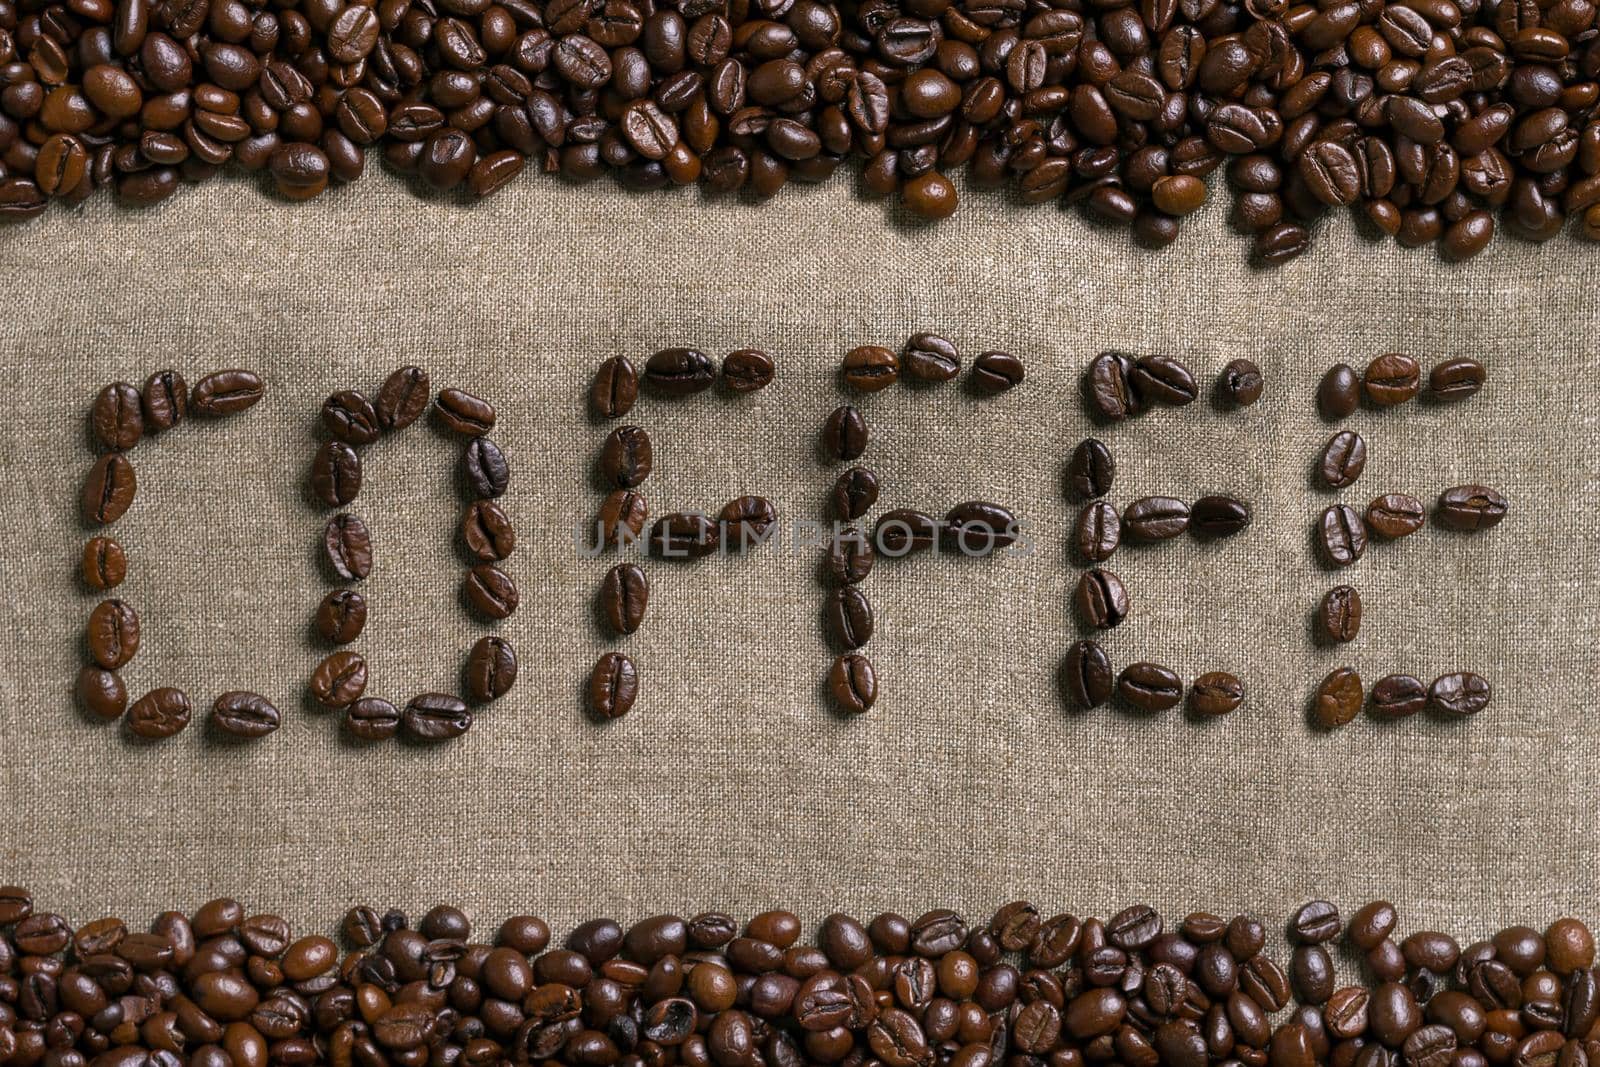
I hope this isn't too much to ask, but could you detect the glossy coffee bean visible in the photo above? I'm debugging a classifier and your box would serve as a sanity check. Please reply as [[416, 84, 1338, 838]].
[[831, 467, 879, 521], [1130, 355, 1198, 406], [1088, 352, 1138, 421], [842, 345, 899, 392], [971, 351, 1024, 394], [650, 512, 720, 558], [376, 365, 430, 432], [591, 357, 639, 418], [599, 490, 648, 548], [82, 536, 127, 590], [191, 370, 264, 417], [87, 598, 140, 669], [825, 529, 875, 585], [720, 495, 777, 550], [1076, 502, 1121, 563], [128, 687, 192, 739], [1364, 354, 1421, 406], [1319, 431, 1367, 489], [435, 388, 496, 436], [600, 563, 649, 635], [1369, 674, 1427, 719], [874, 509, 939, 556], [1117, 662, 1183, 712], [1062, 639, 1114, 709], [825, 587, 874, 650], [1319, 586, 1362, 643], [1428, 672, 1491, 717], [1312, 667, 1364, 729], [600, 426, 652, 489], [344, 697, 401, 741], [589, 652, 638, 720], [465, 636, 518, 702], [1066, 439, 1115, 502], [462, 500, 516, 561], [316, 589, 367, 644], [324, 514, 373, 581], [903, 333, 960, 383], [1191, 496, 1252, 537], [92, 382, 143, 451], [311, 441, 361, 507], [1366, 494, 1425, 539], [1124, 496, 1190, 541], [942, 501, 1018, 555], [1075, 568, 1129, 629], [83, 452, 137, 525], [310, 651, 367, 708], [463, 438, 510, 498], [403, 693, 473, 739], [1318, 364, 1361, 420], [722, 350, 775, 393], [465, 564, 519, 619], [823, 405, 868, 462], [142, 370, 188, 431], [1429, 358, 1485, 401], [1221, 359, 1264, 406], [77, 666, 127, 720], [1319, 504, 1368, 567], [1435, 486, 1507, 531], [321, 391, 380, 445], [828, 653, 876, 713], [210, 692, 281, 739], [1190, 672, 1244, 716], [645, 348, 716, 396]]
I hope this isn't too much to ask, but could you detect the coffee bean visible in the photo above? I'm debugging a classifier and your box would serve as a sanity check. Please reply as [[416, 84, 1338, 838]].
[[435, 388, 495, 436], [720, 496, 777, 550], [1319, 585, 1362, 643], [600, 426, 653, 489], [87, 598, 140, 669], [1364, 354, 1422, 406], [1191, 495, 1252, 537], [376, 365, 430, 432], [826, 587, 874, 650], [1369, 673, 1427, 719], [403, 693, 473, 739], [465, 636, 518, 702], [83, 452, 137, 525], [600, 563, 649, 635], [825, 528, 875, 586], [1318, 364, 1361, 420], [1366, 493, 1425, 539], [1087, 352, 1138, 420], [92, 382, 144, 451], [874, 508, 939, 556], [210, 692, 281, 739], [141, 370, 188, 431], [823, 405, 868, 462], [971, 351, 1024, 394], [589, 652, 638, 719], [311, 651, 367, 708], [1066, 439, 1115, 502], [316, 589, 367, 644], [1428, 672, 1491, 717], [1117, 662, 1182, 712], [461, 500, 516, 562], [322, 391, 380, 445], [722, 350, 774, 393], [1062, 639, 1114, 709], [1075, 502, 1121, 563], [1221, 358, 1264, 406], [842, 345, 899, 392], [599, 489, 649, 548], [831, 467, 880, 521], [591, 357, 639, 418], [463, 437, 510, 498], [324, 514, 373, 581], [82, 536, 127, 590], [1190, 672, 1244, 716], [902, 333, 960, 383], [650, 512, 721, 559], [1312, 667, 1363, 729], [465, 564, 519, 619], [1292, 901, 1343, 944], [828, 653, 876, 713], [1436, 485, 1507, 531], [128, 687, 192, 739], [942, 501, 1018, 555], [1292, 945, 1336, 1004], [1075, 568, 1130, 629], [312, 441, 362, 507], [1319, 431, 1367, 489], [1130, 355, 1198, 406], [344, 697, 401, 741], [1124, 496, 1190, 541], [191, 370, 265, 417], [645, 348, 716, 396], [1319, 504, 1368, 567], [1428, 358, 1485, 401], [77, 666, 127, 720]]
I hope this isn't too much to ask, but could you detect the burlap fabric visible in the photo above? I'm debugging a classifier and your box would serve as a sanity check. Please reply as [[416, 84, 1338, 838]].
[[0, 174, 1596, 940]]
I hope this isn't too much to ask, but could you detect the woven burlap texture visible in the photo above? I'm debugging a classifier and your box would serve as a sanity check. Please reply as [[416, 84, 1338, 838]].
[[0, 173, 1595, 940]]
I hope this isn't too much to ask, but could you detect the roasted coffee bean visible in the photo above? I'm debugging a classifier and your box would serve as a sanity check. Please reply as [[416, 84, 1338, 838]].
[[82, 536, 127, 590], [376, 366, 430, 432], [1066, 439, 1115, 502], [1063, 639, 1114, 709], [902, 333, 960, 383], [720, 496, 777, 549], [210, 692, 281, 739], [1190, 672, 1244, 716], [600, 563, 649, 635], [823, 405, 868, 462], [589, 652, 638, 720], [1428, 672, 1491, 717], [463, 438, 510, 499], [1124, 496, 1190, 541], [1319, 431, 1367, 489], [1319, 504, 1368, 567], [344, 697, 401, 741], [1076, 501, 1121, 563], [128, 687, 192, 739], [1436, 486, 1507, 531], [971, 351, 1024, 394], [87, 598, 140, 669], [1318, 364, 1361, 420], [310, 651, 367, 709], [645, 348, 716, 396], [599, 490, 649, 548], [722, 350, 775, 393], [828, 653, 876, 713], [874, 509, 939, 556], [465, 564, 519, 619], [842, 345, 899, 392], [1428, 358, 1485, 401], [1370, 673, 1428, 719], [1291, 901, 1342, 945], [462, 500, 516, 562], [191, 370, 265, 417], [651, 512, 720, 559], [1075, 568, 1130, 630], [1319, 586, 1362, 643], [831, 467, 880, 521], [1364, 354, 1422, 406], [1292, 945, 1336, 1004], [403, 693, 473, 739], [1191, 496, 1252, 537], [316, 589, 367, 644], [142, 370, 188, 431], [1088, 352, 1140, 421], [83, 452, 136, 525], [77, 665, 128, 720], [1130, 355, 1198, 406], [321, 391, 380, 445], [600, 426, 653, 489], [825, 587, 874, 650], [591, 357, 639, 418], [312, 441, 362, 507], [465, 636, 518, 702], [92, 382, 144, 451], [1117, 662, 1183, 712], [1312, 667, 1364, 729], [1220, 359, 1264, 407], [324, 514, 373, 581], [1366, 494, 1425, 539], [942, 501, 1018, 555], [435, 388, 496, 436], [826, 529, 875, 585]]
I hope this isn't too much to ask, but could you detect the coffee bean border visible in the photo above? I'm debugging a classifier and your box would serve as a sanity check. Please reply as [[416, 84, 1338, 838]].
[[306, 367, 520, 743], [76, 368, 274, 742]]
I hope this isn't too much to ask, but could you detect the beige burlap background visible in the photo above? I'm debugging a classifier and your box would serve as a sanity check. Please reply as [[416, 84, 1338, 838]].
[[0, 173, 1596, 942]]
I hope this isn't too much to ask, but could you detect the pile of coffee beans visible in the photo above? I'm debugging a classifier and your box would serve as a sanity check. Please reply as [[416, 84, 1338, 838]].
[[0, 888, 1593, 1067], [1310, 354, 1500, 725], [76, 368, 273, 741], [306, 366, 519, 743], [587, 349, 777, 721]]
